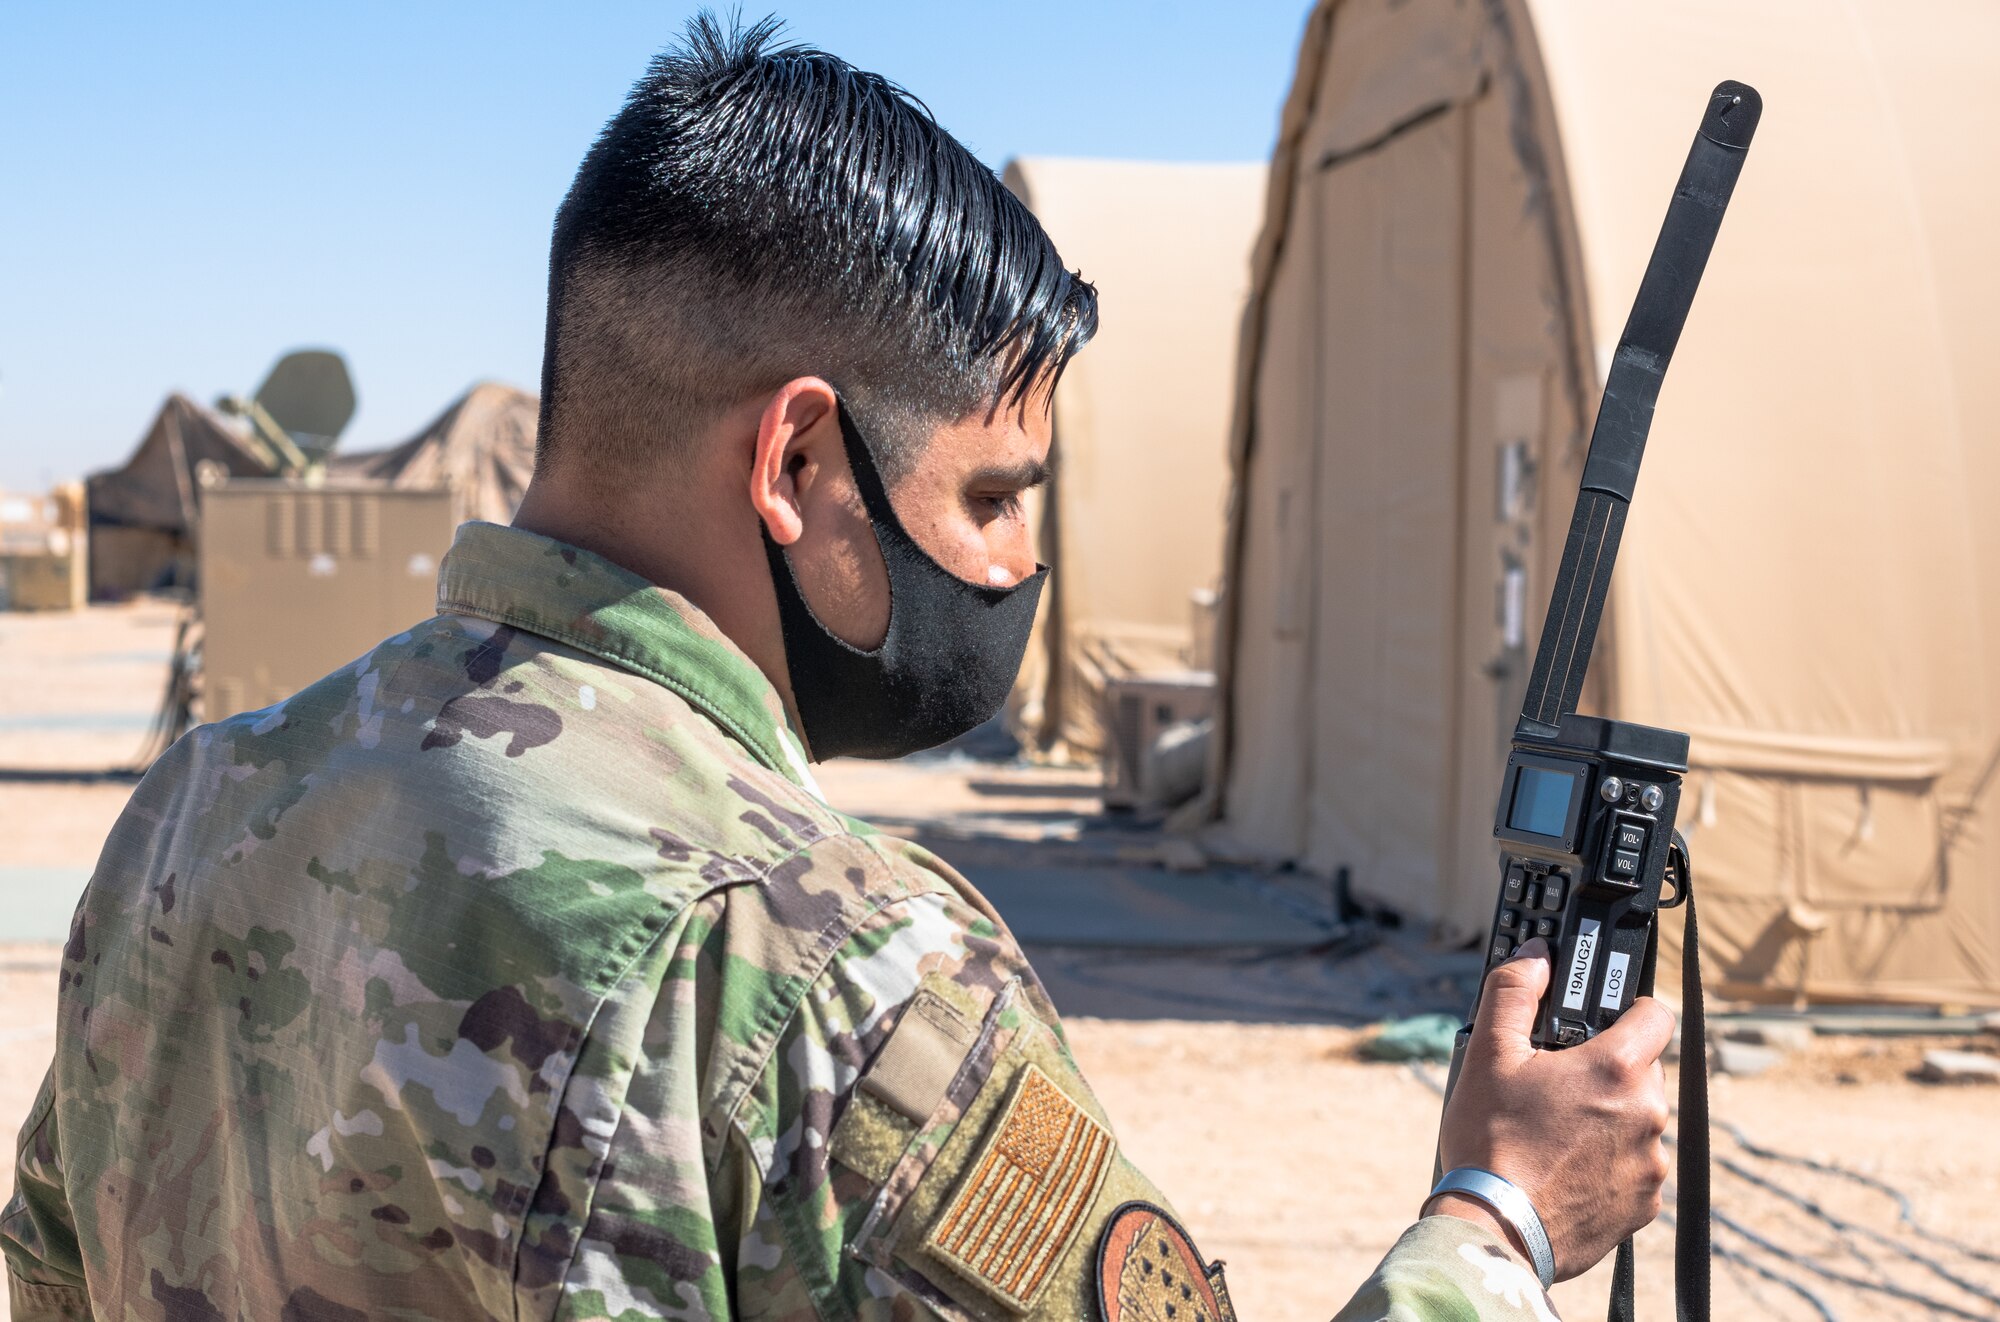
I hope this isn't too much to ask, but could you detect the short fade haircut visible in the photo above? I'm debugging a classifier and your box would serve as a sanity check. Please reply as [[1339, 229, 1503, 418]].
[[536, 14, 1098, 482]]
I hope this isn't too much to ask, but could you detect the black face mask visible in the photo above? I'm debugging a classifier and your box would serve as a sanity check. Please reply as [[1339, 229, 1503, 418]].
[[761, 400, 1048, 761]]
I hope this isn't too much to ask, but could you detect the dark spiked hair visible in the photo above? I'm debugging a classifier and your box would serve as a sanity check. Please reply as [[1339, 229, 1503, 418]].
[[536, 13, 1097, 480]]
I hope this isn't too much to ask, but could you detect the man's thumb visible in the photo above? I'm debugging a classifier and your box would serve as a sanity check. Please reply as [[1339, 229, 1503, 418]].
[[1471, 938, 1551, 1063]]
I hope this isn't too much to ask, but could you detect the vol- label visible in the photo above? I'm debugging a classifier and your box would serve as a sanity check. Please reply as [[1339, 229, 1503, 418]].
[[1561, 918, 1602, 1011]]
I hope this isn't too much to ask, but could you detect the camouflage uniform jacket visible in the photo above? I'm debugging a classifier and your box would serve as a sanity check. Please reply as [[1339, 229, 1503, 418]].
[[3, 521, 1555, 1321]]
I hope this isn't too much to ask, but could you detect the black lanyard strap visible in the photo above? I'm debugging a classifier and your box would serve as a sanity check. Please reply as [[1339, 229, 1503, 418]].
[[1610, 834, 1707, 1322]]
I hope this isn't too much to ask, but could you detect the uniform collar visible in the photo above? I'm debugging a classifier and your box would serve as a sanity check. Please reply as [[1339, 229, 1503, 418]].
[[436, 521, 822, 795]]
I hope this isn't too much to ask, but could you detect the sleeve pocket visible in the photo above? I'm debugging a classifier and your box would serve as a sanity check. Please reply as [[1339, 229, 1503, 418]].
[[831, 975, 1171, 1321]]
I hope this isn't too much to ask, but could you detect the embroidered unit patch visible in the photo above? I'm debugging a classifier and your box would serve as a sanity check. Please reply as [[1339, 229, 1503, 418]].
[[1095, 1202, 1237, 1322], [926, 1063, 1116, 1311]]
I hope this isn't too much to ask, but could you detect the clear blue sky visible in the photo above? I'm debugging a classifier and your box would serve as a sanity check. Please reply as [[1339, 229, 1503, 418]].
[[0, 1, 1309, 491]]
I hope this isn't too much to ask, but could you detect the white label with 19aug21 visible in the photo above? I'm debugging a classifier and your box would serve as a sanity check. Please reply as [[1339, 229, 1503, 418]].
[[1561, 918, 1602, 1011]]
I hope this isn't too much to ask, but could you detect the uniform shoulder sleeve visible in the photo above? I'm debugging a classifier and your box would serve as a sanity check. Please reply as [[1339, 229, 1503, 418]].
[[3, 1068, 93, 1320], [724, 834, 1184, 1322], [551, 827, 1191, 1322], [548, 829, 1027, 1322], [1330, 1215, 1558, 1321]]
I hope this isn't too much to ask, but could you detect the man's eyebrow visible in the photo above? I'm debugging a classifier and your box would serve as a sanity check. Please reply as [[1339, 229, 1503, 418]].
[[970, 458, 1051, 490]]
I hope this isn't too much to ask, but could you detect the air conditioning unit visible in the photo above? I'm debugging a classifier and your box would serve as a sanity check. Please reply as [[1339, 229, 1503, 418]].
[[198, 479, 459, 719], [1101, 671, 1215, 810]]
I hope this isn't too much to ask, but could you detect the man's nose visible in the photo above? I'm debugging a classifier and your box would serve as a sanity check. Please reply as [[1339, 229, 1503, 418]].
[[985, 533, 1038, 588]]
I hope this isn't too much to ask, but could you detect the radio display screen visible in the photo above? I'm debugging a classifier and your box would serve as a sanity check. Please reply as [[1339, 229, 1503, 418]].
[[1509, 765, 1577, 839]]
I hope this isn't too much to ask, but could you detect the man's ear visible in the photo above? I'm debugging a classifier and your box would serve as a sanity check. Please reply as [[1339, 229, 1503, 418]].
[[748, 377, 841, 548]]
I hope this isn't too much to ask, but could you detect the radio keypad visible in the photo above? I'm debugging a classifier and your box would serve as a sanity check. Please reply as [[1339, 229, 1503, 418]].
[[1489, 862, 1578, 967]]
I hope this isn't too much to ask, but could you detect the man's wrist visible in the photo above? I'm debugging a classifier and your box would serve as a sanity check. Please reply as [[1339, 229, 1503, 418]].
[[1425, 1191, 1534, 1263]]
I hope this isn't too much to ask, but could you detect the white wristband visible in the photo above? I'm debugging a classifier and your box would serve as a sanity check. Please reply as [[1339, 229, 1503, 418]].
[[1426, 1167, 1556, 1289]]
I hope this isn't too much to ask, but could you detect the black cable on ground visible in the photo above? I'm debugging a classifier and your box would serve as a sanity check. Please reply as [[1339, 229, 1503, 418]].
[[1684, 1120, 2000, 1315], [1705, 1233, 1841, 1322], [1712, 1149, 2000, 1310], [1714, 1232, 1796, 1320], [0, 767, 144, 784], [1720, 1119, 2000, 1269], [1709, 1207, 1992, 1321], [1659, 1203, 1842, 1322], [129, 602, 198, 771]]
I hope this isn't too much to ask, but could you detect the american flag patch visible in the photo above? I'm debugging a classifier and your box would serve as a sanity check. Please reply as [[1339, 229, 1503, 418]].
[[926, 1064, 1116, 1311]]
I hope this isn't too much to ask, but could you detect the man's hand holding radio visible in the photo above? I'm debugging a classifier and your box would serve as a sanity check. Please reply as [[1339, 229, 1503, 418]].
[[1433, 938, 1677, 1280]]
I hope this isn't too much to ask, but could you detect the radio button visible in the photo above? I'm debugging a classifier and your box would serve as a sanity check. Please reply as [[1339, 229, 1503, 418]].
[[1607, 849, 1642, 880], [1498, 908, 1520, 931], [1534, 917, 1557, 938], [1490, 937, 1513, 963], [1614, 821, 1648, 853], [1503, 871, 1526, 905], [1539, 876, 1565, 910]]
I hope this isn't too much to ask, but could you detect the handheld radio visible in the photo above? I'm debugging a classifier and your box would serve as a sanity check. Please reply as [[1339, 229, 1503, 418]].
[[1439, 81, 1760, 1321]]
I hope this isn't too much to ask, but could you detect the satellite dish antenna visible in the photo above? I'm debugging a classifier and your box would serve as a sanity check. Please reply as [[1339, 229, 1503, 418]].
[[251, 349, 357, 462]]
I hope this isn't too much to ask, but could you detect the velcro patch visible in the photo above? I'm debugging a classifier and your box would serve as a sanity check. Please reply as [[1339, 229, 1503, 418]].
[[1095, 1202, 1237, 1322], [926, 1064, 1116, 1312], [863, 990, 976, 1122]]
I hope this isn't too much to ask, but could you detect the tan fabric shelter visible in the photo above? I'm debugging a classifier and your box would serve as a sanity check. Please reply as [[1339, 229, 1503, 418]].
[[1199, 0, 2000, 1006], [85, 393, 276, 595], [1001, 158, 1264, 756], [331, 382, 538, 525]]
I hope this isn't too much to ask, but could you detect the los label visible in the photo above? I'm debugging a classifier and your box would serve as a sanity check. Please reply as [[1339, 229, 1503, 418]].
[[1600, 951, 1632, 1011], [1562, 918, 1602, 1011]]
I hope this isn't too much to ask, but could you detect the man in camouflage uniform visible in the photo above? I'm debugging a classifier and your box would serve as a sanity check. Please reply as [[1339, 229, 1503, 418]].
[[4, 18, 1674, 1321]]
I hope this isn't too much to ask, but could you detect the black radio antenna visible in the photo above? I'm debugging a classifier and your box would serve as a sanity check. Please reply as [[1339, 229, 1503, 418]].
[[1517, 82, 1761, 739]]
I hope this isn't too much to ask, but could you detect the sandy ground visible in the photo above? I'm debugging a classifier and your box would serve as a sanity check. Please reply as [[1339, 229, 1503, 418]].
[[0, 598, 176, 872], [2, 602, 1998, 1320]]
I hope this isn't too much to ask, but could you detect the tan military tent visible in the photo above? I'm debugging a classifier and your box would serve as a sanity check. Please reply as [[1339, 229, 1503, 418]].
[[331, 382, 537, 525], [86, 393, 277, 596], [1001, 158, 1265, 756], [1197, 0, 2000, 1006]]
